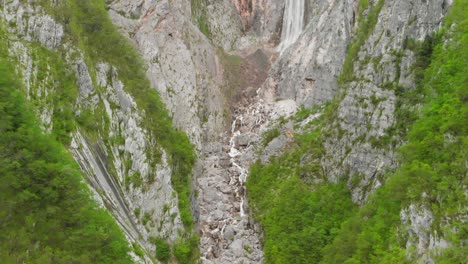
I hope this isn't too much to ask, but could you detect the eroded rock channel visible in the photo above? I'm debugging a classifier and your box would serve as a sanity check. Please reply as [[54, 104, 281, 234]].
[[105, 1, 306, 262], [195, 46, 272, 263], [2, 0, 461, 263]]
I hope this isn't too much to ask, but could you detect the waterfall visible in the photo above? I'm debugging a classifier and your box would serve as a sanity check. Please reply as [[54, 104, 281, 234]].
[[277, 0, 305, 53]]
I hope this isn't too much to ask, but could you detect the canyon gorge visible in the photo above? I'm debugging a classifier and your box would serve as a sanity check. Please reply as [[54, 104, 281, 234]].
[[0, 0, 466, 263]]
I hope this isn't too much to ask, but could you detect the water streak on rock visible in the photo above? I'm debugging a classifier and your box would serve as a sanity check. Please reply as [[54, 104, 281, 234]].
[[277, 0, 305, 52]]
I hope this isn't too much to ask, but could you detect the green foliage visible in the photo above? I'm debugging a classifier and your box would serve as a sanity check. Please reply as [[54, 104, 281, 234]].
[[262, 128, 280, 146], [410, 34, 441, 85], [134, 208, 141, 218], [323, 1, 468, 262], [321, 168, 412, 263], [0, 56, 132, 263], [76, 108, 101, 132], [29, 45, 78, 144], [247, 102, 356, 263], [152, 238, 171, 262], [173, 234, 200, 264], [42, 0, 197, 234], [132, 242, 145, 258], [248, 163, 356, 263], [142, 212, 152, 226], [294, 105, 319, 122], [128, 172, 143, 189], [191, 0, 212, 38], [340, 0, 385, 83]]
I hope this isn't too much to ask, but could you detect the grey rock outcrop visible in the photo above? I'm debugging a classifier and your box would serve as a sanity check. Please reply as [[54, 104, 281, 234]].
[[25, 15, 64, 50], [322, 0, 450, 204], [231, 0, 285, 44], [3, 1, 64, 51], [108, 0, 267, 262], [401, 203, 450, 263], [108, 0, 227, 151], [205, 0, 244, 50]]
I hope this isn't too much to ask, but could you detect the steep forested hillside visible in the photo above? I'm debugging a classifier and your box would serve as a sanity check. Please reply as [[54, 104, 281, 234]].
[[247, 1, 467, 263], [322, 2, 467, 262], [1, 0, 199, 261], [0, 57, 132, 262]]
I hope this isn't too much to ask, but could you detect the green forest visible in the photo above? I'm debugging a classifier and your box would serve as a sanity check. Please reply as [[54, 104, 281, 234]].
[[0, 56, 132, 262], [247, 1, 467, 263]]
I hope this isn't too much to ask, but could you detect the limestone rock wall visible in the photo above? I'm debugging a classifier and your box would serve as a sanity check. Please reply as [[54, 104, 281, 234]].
[[322, 0, 450, 204], [108, 0, 227, 152], [1, 2, 189, 262]]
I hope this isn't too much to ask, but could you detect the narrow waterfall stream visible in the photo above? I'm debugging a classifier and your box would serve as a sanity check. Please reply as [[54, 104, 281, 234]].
[[277, 0, 306, 52], [198, 96, 270, 263], [229, 117, 248, 218]]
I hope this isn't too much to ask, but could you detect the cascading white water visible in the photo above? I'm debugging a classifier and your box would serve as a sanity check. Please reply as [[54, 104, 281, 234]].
[[277, 0, 306, 53], [228, 116, 250, 219]]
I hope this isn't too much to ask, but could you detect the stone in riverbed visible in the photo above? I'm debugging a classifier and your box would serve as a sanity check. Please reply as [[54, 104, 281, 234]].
[[224, 226, 236, 241], [235, 134, 251, 147], [229, 239, 244, 257]]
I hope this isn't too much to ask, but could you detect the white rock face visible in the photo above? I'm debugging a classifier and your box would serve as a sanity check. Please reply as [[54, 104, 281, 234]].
[[94, 63, 184, 242], [75, 60, 96, 102], [3, 2, 64, 50], [269, 99, 298, 120], [205, 0, 244, 50], [108, 0, 227, 152], [25, 15, 64, 50]]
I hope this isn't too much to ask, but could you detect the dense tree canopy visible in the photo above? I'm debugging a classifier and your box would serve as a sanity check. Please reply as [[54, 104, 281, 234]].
[[0, 58, 133, 263]]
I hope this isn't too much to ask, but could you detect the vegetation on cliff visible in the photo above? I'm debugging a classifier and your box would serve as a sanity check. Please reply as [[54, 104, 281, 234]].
[[2, 0, 200, 261], [43, 0, 197, 234], [248, 1, 467, 263], [0, 55, 132, 263], [324, 2, 467, 262]]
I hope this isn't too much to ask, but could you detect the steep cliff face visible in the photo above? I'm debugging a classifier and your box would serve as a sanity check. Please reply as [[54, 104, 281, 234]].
[[1, 1, 197, 262], [243, 0, 465, 263], [262, 0, 355, 106], [197, 0, 463, 263], [322, 0, 450, 204], [108, 0, 226, 151], [2, 0, 465, 263]]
